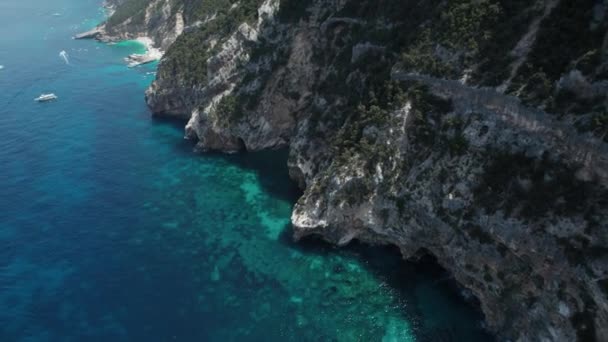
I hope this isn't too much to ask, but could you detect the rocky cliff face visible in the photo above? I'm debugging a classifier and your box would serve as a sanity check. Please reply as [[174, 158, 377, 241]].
[[106, 0, 608, 340], [83, 0, 185, 50]]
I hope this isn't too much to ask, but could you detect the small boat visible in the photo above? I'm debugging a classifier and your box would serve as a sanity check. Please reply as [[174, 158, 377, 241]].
[[35, 93, 58, 102]]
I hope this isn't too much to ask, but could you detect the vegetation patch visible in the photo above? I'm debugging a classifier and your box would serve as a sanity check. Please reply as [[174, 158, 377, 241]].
[[576, 110, 608, 143], [466, 224, 494, 245], [400, 0, 536, 82], [278, 0, 314, 22], [215, 95, 241, 122], [474, 152, 607, 220], [510, 0, 606, 108], [599, 279, 608, 300], [106, 0, 152, 27], [157, 0, 265, 85], [337, 177, 373, 206], [571, 308, 597, 342]]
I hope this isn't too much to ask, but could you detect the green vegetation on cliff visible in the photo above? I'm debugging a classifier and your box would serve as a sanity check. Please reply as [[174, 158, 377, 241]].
[[511, 0, 606, 103], [474, 152, 604, 218], [106, 0, 151, 27], [400, 0, 537, 83], [179, 0, 252, 22], [158, 0, 264, 85]]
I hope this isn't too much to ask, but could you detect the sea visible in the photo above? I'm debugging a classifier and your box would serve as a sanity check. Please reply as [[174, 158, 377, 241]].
[[0, 0, 493, 341]]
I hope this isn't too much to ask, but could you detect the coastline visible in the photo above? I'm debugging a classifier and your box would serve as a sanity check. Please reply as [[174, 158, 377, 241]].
[[74, 30, 163, 68], [74, 1, 163, 68], [125, 37, 163, 68], [51, 1, 498, 341]]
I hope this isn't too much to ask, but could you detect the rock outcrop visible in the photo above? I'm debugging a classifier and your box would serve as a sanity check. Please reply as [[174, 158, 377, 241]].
[[102, 0, 184, 50], [103, 0, 608, 340], [75, 0, 186, 68]]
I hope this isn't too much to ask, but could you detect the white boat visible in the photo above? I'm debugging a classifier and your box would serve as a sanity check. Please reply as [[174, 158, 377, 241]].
[[35, 93, 58, 102]]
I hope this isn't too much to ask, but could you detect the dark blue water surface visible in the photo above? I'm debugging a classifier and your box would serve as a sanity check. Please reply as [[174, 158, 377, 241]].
[[0, 1, 493, 341]]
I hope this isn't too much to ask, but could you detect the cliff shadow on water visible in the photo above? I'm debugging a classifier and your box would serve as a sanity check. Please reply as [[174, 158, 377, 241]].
[[220, 149, 303, 204], [151, 116, 302, 203], [149, 116, 492, 341], [281, 230, 495, 342]]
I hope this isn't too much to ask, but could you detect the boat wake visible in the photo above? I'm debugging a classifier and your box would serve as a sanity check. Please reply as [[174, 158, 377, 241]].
[[59, 50, 69, 65]]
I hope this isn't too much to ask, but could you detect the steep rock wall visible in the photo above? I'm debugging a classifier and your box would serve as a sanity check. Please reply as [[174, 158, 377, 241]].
[[107, 0, 608, 340]]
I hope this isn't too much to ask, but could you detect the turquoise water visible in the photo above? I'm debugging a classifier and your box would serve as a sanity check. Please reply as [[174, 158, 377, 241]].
[[0, 1, 492, 341]]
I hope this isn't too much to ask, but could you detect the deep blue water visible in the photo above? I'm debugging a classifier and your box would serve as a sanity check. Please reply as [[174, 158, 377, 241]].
[[0, 1, 493, 341]]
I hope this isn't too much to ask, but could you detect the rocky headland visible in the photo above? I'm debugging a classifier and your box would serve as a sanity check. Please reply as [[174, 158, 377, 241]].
[[91, 0, 608, 340], [75, 0, 184, 66]]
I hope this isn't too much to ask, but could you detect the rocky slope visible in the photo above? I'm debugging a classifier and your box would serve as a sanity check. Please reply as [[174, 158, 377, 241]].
[[103, 0, 608, 340], [76, 0, 185, 50]]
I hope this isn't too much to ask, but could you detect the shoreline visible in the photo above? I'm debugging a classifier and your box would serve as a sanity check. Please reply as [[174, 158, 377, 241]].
[[74, 30, 163, 68], [125, 37, 163, 68], [74, 1, 163, 68]]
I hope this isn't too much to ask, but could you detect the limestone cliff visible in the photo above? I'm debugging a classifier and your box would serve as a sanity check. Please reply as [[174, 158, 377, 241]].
[[105, 0, 608, 340], [77, 0, 185, 51]]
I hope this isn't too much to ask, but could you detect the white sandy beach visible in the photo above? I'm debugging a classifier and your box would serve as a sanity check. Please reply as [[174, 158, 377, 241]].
[[136, 37, 163, 60], [124, 37, 163, 67]]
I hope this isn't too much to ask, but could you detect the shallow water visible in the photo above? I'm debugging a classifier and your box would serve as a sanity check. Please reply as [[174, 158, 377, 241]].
[[0, 1, 493, 341]]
